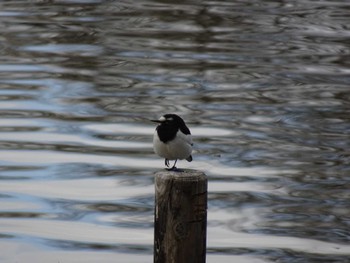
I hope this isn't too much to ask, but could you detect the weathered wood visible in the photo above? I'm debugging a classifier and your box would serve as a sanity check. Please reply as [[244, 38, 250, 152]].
[[154, 169, 207, 263]]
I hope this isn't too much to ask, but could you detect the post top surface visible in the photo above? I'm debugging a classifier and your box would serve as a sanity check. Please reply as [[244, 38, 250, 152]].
[[155, 169, 206, 181]]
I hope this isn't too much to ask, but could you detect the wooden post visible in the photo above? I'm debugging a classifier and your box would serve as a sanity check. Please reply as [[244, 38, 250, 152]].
[[154, 169, 207, 263]]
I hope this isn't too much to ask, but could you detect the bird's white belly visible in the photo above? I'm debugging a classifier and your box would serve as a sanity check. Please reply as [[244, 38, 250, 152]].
[[153, 131, 192, 160]]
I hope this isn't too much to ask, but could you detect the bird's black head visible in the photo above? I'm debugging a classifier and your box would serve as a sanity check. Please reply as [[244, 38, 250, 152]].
[[151, 114, 191, 143]]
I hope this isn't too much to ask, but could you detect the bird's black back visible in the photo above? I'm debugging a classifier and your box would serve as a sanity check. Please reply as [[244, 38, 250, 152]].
[[156, 114, 191, 143]]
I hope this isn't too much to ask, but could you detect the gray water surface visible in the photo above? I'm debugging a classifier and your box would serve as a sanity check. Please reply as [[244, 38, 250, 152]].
[[0, 0, 349, 262]]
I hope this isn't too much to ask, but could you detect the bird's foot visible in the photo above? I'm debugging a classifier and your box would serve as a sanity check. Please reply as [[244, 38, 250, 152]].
[[164, 159, 182, 171], [165, 159, 177, 168]]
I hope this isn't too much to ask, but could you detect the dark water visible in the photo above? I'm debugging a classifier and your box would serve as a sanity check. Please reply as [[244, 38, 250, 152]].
[[0, 0, 349, 262]]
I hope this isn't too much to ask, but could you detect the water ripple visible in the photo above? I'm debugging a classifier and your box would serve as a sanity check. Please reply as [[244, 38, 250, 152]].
[[0, 0, 349, 262]]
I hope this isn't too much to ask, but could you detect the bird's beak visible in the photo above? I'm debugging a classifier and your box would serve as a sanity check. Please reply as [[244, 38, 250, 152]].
[[151, 116, 166, 123]]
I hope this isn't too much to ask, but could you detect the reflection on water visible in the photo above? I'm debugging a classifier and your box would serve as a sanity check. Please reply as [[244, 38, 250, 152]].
[[0, 0, 349, 262]]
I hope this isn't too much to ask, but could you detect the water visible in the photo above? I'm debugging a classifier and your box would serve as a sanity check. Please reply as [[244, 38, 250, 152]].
[[0, 0, 349, 262]]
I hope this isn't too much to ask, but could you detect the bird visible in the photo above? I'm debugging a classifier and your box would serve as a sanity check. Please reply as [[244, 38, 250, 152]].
[[151, 114, 193, 171]]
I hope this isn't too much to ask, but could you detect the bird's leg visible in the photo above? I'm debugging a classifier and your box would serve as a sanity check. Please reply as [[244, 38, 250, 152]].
[[167, 159, 178, 171], [165, 159, 170, 167], [172, 159, 178, 169]]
